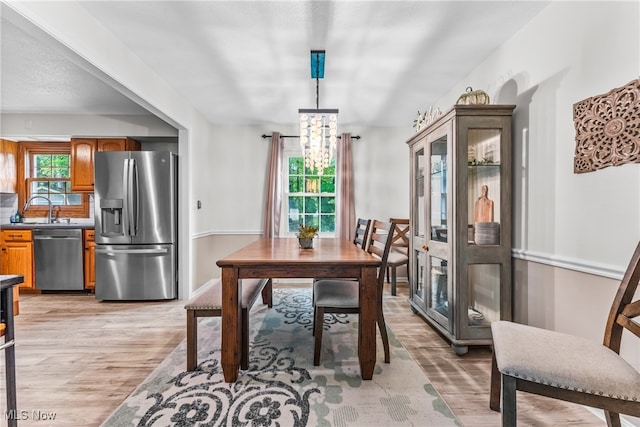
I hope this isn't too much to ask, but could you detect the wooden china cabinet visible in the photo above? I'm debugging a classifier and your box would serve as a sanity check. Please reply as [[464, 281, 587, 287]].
[[406, 105, 515, 355]]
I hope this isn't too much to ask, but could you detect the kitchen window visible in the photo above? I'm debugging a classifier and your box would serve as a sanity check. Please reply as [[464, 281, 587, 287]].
[[19, 142, 89, 219], [282, 154, 336, 236]]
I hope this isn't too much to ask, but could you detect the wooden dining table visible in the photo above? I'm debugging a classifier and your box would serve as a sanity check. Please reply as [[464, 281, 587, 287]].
[[216, 237, 381, 382]]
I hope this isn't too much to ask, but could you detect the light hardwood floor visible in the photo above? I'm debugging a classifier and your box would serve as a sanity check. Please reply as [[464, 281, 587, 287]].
[[2, 282, 606, 426]]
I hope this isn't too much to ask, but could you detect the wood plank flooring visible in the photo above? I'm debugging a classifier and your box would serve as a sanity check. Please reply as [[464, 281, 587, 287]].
[[1, 282, 606, 426]]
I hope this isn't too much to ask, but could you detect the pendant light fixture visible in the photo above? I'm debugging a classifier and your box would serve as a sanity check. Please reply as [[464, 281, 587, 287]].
[[299, 50, 338, 176]]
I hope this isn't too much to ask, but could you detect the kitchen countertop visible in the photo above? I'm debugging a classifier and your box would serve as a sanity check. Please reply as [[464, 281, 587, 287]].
[[1, 223, 94, 229], [0, 275, 24, 289]]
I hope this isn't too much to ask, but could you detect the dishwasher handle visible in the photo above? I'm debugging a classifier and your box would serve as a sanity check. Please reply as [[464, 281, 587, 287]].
[[34, 236, 80, 239]]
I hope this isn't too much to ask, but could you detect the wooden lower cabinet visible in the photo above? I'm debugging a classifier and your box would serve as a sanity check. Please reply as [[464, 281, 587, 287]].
[[1, 230, 34, 289], [84, 229, 95, 289], [1, 229, 34, 315]]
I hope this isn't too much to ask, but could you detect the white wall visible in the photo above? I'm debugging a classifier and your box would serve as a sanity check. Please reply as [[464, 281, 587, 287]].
[[191, 123, 411, 234], [352, 126, 412, 222], [436, 1, 640, 274], [434, 2, 640, 414], [444, 5, 640, 423], [192, 124, 289, 234]]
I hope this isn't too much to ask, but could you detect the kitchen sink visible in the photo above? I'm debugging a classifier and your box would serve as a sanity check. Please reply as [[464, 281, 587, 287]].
[[2, 222, 90, 229]]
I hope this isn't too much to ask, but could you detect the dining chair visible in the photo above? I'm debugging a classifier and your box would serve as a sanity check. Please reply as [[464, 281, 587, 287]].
[[311, 218, 371, 334], [490, 240, 640, 426], [386, 218, 409, 296], [313, 219, 395, 366], [354, 218, 371, 249]]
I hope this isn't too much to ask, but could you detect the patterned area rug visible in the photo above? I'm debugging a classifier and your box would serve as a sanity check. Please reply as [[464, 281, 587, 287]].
[[102, 288, 460, 426]]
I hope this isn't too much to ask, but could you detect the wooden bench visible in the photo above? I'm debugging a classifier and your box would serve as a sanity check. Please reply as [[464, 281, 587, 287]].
[[185, 277, 272, 371]]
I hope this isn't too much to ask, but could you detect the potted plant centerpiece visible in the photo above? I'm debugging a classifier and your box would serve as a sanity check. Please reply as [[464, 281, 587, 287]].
[[297, 224, 318, 249]]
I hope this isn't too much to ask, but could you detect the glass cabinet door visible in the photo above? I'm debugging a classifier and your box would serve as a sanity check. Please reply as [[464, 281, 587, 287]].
[[414, 146, 425, 239], [424, 124, 453, 332], [426, 255, 449, 328], [412, 248, 426, 308], [410, 144, 427, 308], [467, 129, 502, 246], [430, 136, 448, 243], [467, 263, 501, 328], [460, 121, 510, 341]]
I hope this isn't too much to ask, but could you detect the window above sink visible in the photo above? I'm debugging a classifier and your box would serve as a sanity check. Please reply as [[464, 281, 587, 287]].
[[18, 142, 90, 221]]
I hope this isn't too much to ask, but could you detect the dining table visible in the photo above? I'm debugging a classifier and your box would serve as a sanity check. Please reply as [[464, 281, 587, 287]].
[[216, 237, 381, 383]]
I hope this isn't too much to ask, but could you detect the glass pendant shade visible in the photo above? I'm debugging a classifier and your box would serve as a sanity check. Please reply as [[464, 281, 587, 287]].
[[299, 108, 338, 176]]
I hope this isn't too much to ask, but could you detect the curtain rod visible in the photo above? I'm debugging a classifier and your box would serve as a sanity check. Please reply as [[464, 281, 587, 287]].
[[261, 134, 361, 140]]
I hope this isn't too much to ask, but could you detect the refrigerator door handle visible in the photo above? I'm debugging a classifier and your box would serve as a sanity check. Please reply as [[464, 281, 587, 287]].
[[122, 158, 130, 236], [124, 158, 138, 237], [130, 158, 139, 236], [95, 248, 169, 255]]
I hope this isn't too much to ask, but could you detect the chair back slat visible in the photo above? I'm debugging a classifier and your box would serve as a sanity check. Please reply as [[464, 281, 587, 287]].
[[389, 218, 410, 252], [603, 241, 640, 352], [354, 218, 371, 249], [622, 300, 640, 318], [367, 220, 395, 286], [616, 315, 640, 339]]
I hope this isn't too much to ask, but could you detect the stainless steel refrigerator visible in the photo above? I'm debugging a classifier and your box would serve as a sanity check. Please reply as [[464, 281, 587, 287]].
[[94, 151, 178, 300]]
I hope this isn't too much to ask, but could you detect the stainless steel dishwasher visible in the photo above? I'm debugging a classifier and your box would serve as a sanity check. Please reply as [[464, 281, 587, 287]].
[[33, 228, 84, 290]]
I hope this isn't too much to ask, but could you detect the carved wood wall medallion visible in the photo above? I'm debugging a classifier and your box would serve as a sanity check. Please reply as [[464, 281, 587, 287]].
[[573, 78, 640, 174]]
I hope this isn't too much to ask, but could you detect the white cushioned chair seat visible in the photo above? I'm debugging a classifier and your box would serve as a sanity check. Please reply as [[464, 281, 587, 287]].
[[492, 321, 640, 402], [184, 278, 264, 310], [387, 250, 408, 265], [314, 280, 359, 308]]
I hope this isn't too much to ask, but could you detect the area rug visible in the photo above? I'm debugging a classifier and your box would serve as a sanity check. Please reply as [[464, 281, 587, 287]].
[[102, 288, 461, 426]]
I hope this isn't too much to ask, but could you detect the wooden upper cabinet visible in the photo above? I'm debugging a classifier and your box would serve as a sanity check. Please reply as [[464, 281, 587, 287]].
[[98, 138, 140, 152], [70, 138, 140, 192], [0, 139, 18, 193], [70, 138, 97, 192]]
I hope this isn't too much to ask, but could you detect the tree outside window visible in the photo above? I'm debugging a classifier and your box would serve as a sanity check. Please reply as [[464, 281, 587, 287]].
[[285, 156, 335, 235], [20, 142, 89, 219]]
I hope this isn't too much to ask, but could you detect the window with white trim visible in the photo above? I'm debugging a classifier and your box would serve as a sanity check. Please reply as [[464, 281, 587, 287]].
[[20, 142, 89, 219], [282, 151, 336, 237]]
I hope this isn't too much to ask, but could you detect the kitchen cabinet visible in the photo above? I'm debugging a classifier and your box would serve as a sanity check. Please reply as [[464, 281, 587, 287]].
[[406, 105, 514, 355], [0, 230, 34, 306], [70, 138, 140, 192], [84, 229, 95, 289], [70, 138, 97, 192], [0, 139, 18, 193], [98, 138, 140, 152]]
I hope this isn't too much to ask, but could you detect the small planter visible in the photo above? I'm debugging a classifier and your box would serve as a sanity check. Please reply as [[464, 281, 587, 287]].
[[298, 237, 314, 249], [297, 225, 318, 249]]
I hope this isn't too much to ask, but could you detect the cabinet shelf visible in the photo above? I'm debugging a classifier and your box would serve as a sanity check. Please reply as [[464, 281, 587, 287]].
[[406, 105, 515, 355], [467, 162, 501, 167]]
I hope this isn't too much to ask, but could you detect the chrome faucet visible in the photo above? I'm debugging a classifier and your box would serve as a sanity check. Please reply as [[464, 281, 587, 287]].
[[23, 196, 54, 224]]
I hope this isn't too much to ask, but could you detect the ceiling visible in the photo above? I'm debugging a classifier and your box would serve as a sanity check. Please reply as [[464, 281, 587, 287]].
[[1, 1, 550, 130]]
